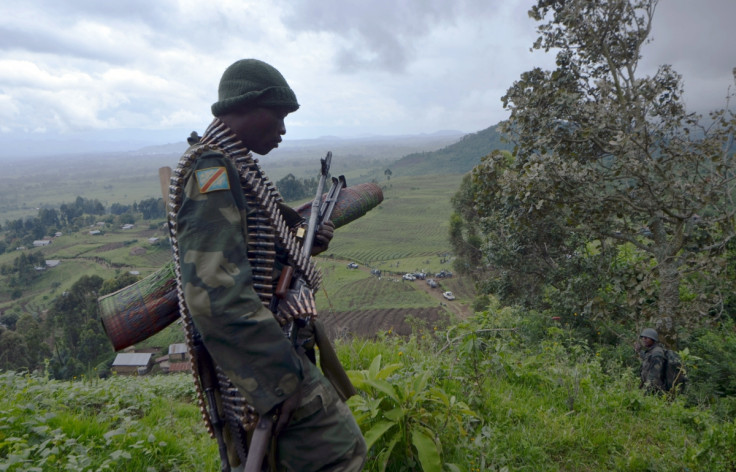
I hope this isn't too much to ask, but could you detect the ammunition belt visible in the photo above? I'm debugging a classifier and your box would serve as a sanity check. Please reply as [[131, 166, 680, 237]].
[[167, 118, 321, 463]]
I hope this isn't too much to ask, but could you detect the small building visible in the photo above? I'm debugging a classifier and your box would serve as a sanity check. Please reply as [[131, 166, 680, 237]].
[[89, 230, 101, 235], [111, 352, 154, 375], [148, 237, 159, 244], [45, 260, 61, 268], [33, 240, 52, 247], [122, 224, 135, 230], [129, 270, 140, 276], [55, 232, 63, 237], [169, 343, 188, 362]]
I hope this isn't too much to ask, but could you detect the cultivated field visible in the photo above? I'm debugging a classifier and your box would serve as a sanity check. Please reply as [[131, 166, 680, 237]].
[[1, 160, 474, 338]]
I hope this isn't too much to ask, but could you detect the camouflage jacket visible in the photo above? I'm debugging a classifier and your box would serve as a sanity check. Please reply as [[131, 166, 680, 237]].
[[639, 343, 665, 392], [175, 148, 303, 415]]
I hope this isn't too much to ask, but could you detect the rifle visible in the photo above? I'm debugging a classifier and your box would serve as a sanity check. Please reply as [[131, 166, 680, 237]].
[[192, 330, 233, 472], [270, 151, 346, 343], [245, 152, 345, 472]]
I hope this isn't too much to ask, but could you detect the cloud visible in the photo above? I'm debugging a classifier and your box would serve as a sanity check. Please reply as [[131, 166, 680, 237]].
[[280, 0, 502, 73], [640, 0, 736, 111], [0, 0, 733, 157]]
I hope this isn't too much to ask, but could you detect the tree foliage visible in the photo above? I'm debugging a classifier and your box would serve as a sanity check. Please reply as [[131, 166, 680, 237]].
[[46, 275, 111, 379], [463, 0, 736, 341], [276, 173, 319, 201]]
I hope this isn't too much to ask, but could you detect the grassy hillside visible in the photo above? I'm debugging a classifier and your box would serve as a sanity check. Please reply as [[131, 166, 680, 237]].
[[389, 123, 512, 177], [3, 307, 736, 471]]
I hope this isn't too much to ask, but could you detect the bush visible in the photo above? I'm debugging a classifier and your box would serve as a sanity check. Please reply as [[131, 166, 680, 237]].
[[683, 320, 736, 406]]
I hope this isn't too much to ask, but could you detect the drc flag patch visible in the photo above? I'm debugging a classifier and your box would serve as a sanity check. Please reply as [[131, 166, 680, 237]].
[[195, 167, 230, 193]]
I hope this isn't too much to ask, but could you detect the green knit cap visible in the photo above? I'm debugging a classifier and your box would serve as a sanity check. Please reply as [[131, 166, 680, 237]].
[[211, 59, 299, 116]]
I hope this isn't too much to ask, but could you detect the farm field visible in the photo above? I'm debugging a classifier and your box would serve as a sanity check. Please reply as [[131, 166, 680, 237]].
[[324, 174, 463, 270], [1, 169, 475, 339]]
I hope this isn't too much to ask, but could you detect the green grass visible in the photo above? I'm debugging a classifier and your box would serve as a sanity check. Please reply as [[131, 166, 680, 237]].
[[4, 307, 736, 471]]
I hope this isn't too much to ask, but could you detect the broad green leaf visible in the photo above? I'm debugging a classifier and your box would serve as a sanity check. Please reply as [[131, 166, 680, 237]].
[[368, 355, 382, 379], [363, 420, 396, 451], [411, 427, 442, 472], [346, 370, 368, 389], [383, 407, 405, 422], [375, 363, 402, 380], [412, 371, 431, 394], [364, 378, 400, 403]]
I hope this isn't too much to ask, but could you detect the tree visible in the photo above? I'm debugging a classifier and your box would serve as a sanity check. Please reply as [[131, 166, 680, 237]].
[[48, 275, 105, 365], [384, 168, 392, 181], [0, 328, 31, 371], [138, 197, 165, 220], [471, 0, 735, 341], [16, 313, 50, 371]]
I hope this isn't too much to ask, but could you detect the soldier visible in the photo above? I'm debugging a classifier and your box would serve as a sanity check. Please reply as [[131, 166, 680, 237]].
[[170, 59, 366, 471], [636, 327, 666, 393]]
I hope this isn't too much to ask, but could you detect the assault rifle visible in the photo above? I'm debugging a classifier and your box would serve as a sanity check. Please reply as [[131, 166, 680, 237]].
[[245, 152, 345, 472], [270, 151, 346, 342]]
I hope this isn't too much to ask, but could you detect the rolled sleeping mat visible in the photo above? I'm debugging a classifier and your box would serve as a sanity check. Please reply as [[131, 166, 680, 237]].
[[294, 182, 384, 227], [98, 182, 383, 351], [99, 261, 179, 351]]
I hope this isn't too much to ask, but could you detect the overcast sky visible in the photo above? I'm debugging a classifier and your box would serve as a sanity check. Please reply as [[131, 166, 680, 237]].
[[0, 0, 734, 157]]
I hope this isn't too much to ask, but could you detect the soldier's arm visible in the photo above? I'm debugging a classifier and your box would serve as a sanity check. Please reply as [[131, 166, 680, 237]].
[[177, 153, 303, 415]]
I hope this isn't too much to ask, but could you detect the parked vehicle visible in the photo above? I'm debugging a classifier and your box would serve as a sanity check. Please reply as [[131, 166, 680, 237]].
[[414, 272, 426, 280], [442, 291, 455, 300], [402, 273, 416, 281], [426, 279, 438, 288], [347, 262, 359, 269]]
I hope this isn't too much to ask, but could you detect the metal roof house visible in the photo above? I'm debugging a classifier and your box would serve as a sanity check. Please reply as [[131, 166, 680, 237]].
[[168, 343, 188, 361], [112, 352, 154, 375]]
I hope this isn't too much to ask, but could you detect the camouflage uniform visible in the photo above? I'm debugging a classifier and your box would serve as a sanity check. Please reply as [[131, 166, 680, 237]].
[[176, 147, 365, 470], [639, 342, 665, 393]]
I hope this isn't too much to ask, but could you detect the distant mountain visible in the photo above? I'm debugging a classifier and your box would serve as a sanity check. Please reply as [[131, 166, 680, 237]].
[[389, 123, 511, 176], [129, 131, 467, 160]]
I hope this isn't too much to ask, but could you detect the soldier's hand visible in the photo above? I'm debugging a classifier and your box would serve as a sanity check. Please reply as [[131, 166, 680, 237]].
[[311, 220, 335, 256], [274, 385, 303, 437]]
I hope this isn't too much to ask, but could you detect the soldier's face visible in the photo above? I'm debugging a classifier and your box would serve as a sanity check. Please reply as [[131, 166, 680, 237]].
[[640, 336, 655, 348], [221, 106, 291, 155]]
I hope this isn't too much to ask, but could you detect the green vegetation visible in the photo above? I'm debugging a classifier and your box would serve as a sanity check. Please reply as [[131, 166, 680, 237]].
[[4, 306, 736, 471], [451, 0, 736, 344], [0, 372, 218, 471], [391, 125, 510, 177], [325, 174, 462, 270]]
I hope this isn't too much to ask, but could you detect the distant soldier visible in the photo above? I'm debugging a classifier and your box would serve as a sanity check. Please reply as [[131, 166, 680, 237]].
[[635, 328, 666, 393], [169, 59, 365, 471]]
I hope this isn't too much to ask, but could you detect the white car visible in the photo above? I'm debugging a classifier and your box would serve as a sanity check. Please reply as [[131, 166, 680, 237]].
[[442, 291, 455, 300], [402, 273, 416, 281]]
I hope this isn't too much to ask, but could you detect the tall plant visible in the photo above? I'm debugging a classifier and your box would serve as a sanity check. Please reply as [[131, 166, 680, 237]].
[[347, 355, 475, 472]]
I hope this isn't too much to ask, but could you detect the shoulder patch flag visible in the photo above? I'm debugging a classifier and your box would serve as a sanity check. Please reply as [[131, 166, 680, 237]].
[[195, 167, 230, 193]]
